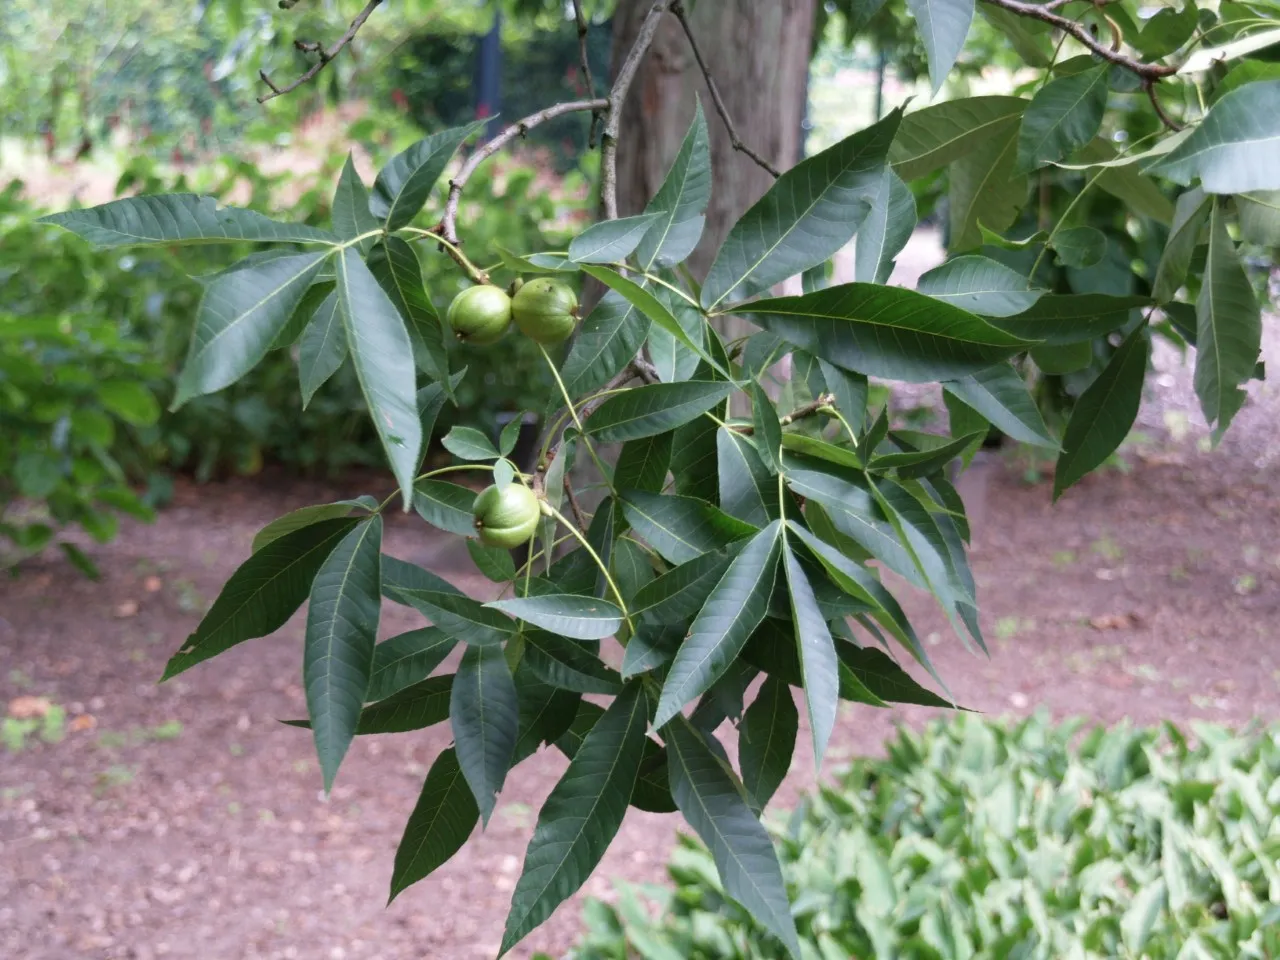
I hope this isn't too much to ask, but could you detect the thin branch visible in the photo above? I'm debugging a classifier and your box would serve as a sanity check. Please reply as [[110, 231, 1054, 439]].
[[563, 480, 592, 533], [601, 1, 673, 220], [258, 0, 383, 103], [440, 98, 608, 245], [737, 393, 835, 435], [1144, 79, 1185, 132], [981, 0, 1176, 79], [671, 1, 781, 179], [572, 0, 601, 149], [541, 361, 646, 470], [633, 356, 660, 385]]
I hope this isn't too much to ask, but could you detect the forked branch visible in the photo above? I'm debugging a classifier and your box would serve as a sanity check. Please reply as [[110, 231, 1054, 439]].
[[258, 0, 384, 103]]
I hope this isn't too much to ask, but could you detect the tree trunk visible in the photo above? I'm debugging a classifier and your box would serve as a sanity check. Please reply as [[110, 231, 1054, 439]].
[[610, 0, 815, 279]]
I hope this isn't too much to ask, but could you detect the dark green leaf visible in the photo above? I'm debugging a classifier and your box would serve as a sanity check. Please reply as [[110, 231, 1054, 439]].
[[413, 480, 477, 537], [332, 153, 379, 254], [162, 518, 357, 680], [665, 717, 800, 957], [854, 166, 916, 284], [380, 556, 463, 601], [611, 538, 655, 606], [647, 286, 704, 384], [1054, 322, 1149, 498], [978, 4, 1053, 65], [702, 109, 901, 309], [817, 360, 868, 434], [442, 425, 500, 460], [750, 384, 784, 473], [467, 540, 517, 582], [388, 747, 477, 902], [368, 237, 450, 388], [905, 0, 975, 93], [38, 194, 338, 247], [417, 369, 467, 457], [523, 630, 623, 695], [1030, 341, 1092, 375], [175, 251, 329, 405], [620, 491, 757, 565], [1053, 226, 1107, 269], [614, 433, 673, 494], [781, 545, 839, 766], [1149, 81, 1280, 193], [669, 414, 720, 502], [1016, 66, 1109, 172], [737, 283, 1033, 382], [739, 675, 797, 811], [499, 683, 648, 955], [943, 362, 1059, 449], [298, 291, 347, 406], [488, 595, 623, 641], [366, 627, 456, 702], [1237, 190, 1280, 246], [58, 542, 100, 579], [621, 623, 681, 678], [780, 434, 862, 470], [371, 121, 484, 230], [654, 521, 781, 728], [917, 256, 1044, 317], [451, 644, 518, 824], [836, 642, 952, 707], [988, 293, 1148, 345], [96, 379, 160, 425], [336, 247, 421, 506], [569, 213, 663, 263], [889, 96, 1027, 181], [637, 103, 711, 269], [949, 120, 1026, 251], [351, 675, 452, 733], [586, 381, 732, 443], [558, 290, 650, 400], [387, 586, 515, 647], [870, 431, 986, 477], [631, 546, 737, 625], [716, 429, 776, 527], [512, 664, 581, 765], [251, 502, 364, 553]]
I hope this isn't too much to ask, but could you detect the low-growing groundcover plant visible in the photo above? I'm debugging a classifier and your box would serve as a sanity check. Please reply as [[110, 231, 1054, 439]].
[[570, 715, 1280, 960], [38, 0, 1278, 954]]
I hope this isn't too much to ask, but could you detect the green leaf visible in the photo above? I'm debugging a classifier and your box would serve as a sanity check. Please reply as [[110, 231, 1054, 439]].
[[1073, 138, 1175, 225], [978, 5, 1053, 65], [58, 542, 100, 579], [665, 717, 800, 958], [569, 213, 663, 263], [750, 383, 784, 474], [500, 683, 648, 955], [467, 540, 517, 583], [870, 431, 986, 477], [162, 518, 357, 680], [442, 425, 500, 460], [413, 480, 477, 537], [916, 255, 1043, 317], [854, 166, 916, 284], [817, 360, 868, 434], [637, 103, 711, 270], [1236, 190, 1280, 246], [1054, 322, 1149, 498], [38, 194, 338, 247], [512, 664, 580, 765], [889, 96, 1027, 181], [654, 521, 781, 729], [943, 362, 1059, 449], [451, 643, 518, 825], [905, 0, 975, 93], [716, 428, 776, 528], [631, 546, 737, 624], [620, 491, 757, 565], [1053, 226, 1107, 269], [417, 369, 466, 456], [1134, 3, 1198, 58], [1016, 66, 1109, 172], [1153, 188, 1211, 303], [988, 293, 1148, 344], [336, 247, 422, 506], [585, 381, 732, 443], [621, 623, 680, 678], [332, 153, 379, 254], [523, 631, 623, 695], [1030, 340, 1092, 375], [579, 265, 727, 378], [737, 283, 1033, 382], [1179, 26, 1280, 75], [298, 291, 347, 406], [701, 109, 901, 310], [96, 380, 159, 426], [836, 641, 951, 707], [174, 251, 329, 405], [295, 675, 450, 734], [949, 119, 1027, 251], [370, 121, 484, 230], [498, 417, 522, 458], [388, 747, 478, 902], [251, 501, 364, 553], [368, 237, 450, 389], [614, 433, 673, 494], [558, 290, 651, 400], [647, 286, 704, 384], [669, 414, 720, 503], [781, 545, 839, 767], [1194, 203, 1261, 437], [305, 516, 383, 791], [1149, 81, 1280, 193], [612, 538, 655, 606], [387, 586, 515, 647], [1121, 878, 1167, 955], [487, 595, 623, 641], [381, 556, 463, 601], [780, 434, 862, 470], [738, 675, 798, 810], [366, 627, 456, 703]]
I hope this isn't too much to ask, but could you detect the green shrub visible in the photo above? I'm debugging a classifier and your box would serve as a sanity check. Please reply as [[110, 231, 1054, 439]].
[[570, 715, 1280, 960]]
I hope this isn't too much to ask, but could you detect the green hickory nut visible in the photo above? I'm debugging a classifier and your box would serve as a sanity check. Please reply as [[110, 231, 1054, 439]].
[[472, 482, 541, 549], [446, 284, 511, 345], [511, 277, 579, 344]]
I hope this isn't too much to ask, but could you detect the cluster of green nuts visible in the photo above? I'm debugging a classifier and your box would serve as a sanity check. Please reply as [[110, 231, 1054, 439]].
[[472, 482, 542, 549], [445, 277, 579, 346]]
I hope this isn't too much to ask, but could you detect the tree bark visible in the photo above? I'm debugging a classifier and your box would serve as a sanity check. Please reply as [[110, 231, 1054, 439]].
[[610, 0, 815, 279]]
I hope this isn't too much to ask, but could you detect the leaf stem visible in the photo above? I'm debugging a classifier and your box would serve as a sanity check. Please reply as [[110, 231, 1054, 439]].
[[401, 227, 489, 284], [636, 270, 701, 308], [544, 503, 634, 635], [538, 343, 615, 495]]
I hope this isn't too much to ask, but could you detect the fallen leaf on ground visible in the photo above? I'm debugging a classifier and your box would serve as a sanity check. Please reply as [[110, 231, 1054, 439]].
[[68, 714, 97, 733], [1090, 613, 1140, 630], [114, 601, 139, 618], [8, 696, 52, 719], [143, 576, 163, 593]]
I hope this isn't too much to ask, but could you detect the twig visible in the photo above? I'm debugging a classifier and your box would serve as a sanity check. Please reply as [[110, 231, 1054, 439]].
[[601, 1, 673, 220], [1144, 79, 1185, 132], [981, 0, 1176, 79], [564, 481, 592, 533], [737, 393, 835, 435], [541, 361, 645, 470], [572, 0, 602, 147], [633, 356, 660, 385], [258, 0, 383, 103], [440, 99, 608, 244], [670, 2, 781, 179]]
